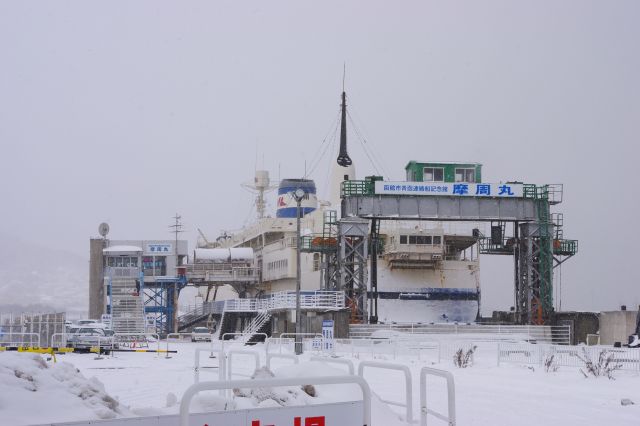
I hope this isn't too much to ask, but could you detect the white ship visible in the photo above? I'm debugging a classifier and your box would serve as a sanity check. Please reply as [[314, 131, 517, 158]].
[[196, 91, 481, 324]]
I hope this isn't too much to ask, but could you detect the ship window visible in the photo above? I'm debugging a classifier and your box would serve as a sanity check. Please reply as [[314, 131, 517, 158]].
[[115, 257, 123, 267], [455, 168, 476, 183], [313, 253, 320, 271], [409, 235, 417, 244], [423, 167, 444, 182], [400, 235, 407, 244], [416, 236, 425, 245], [433, 236, 442, 245], [407, 170, 416, 181]]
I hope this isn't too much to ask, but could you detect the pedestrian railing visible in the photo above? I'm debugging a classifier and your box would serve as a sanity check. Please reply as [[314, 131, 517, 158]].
[[358, 361, 414, 423], [421, 367, 456, 425], [497, 343, 640, 371]]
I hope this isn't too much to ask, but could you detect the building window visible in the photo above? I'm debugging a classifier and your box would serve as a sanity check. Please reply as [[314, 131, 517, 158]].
[[423, 167, 444, 182], [455, 168, 476, 183]]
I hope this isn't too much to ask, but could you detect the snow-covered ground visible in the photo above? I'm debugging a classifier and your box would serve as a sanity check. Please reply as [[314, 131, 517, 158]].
[[2, 341, 640, 425]]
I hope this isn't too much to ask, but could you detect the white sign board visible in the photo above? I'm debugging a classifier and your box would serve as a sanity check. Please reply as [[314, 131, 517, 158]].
[[100, 314, 112, 329], [145, 243, 172, 254], [375, 181, 523, 197], [322, 319, 335, 351], [39, 401, 363, 426]]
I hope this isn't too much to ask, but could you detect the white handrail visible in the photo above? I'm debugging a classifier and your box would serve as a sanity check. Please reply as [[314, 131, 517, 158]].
[[420, 367, 456, 425], [221, 332, 269, 352], [179, 375, 372, 426], [358, 361, 413, 423], [4, 332, 41, 348], [194, 347, 226, 396], [227, 349, 261, 380], [310, 356, 355, 375], [50, 332, 67, 348], [266, 353, 299, 369]]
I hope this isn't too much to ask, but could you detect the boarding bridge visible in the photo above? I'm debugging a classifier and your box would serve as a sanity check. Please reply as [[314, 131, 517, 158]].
[[340, 180, 578, 325]]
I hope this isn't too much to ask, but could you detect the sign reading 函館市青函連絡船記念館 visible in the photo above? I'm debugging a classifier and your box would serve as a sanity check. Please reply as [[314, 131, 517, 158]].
[[374, 182, 523, 197]]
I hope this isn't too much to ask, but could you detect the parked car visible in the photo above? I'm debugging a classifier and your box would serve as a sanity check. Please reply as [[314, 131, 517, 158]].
[[75, 319, 108, 329], [191, 327, 212, 342], [67, 327, 118, 353]]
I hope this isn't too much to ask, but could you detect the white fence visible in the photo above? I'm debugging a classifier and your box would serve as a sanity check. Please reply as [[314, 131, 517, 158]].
[[224, 291, 345, 312], [351, 323, 571, 345], [497, 343, 640, 371], [331, 337, 476, 364]]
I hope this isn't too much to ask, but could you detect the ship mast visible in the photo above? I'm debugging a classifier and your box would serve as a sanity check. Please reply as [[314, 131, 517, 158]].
[[336, 91, 352, 167]]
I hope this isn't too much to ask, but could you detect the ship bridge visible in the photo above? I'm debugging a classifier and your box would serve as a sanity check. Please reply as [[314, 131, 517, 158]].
[[184, 248, 260, 295]]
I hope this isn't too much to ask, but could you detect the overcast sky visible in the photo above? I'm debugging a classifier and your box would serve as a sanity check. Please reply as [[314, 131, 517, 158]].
[[1, 1, 638, 314]]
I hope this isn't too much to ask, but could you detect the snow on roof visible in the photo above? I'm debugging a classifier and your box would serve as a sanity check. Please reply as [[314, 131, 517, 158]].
[[103, 245, 143, 254]]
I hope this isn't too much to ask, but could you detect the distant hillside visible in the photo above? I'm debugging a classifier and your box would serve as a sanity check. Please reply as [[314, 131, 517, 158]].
[[0, 233, 88, 316]]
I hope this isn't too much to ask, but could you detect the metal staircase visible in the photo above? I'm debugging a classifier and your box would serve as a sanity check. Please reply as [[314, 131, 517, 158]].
[[109, 273, 145, 334], [177, 301, 224, 332], [240, 311, 272, 344]]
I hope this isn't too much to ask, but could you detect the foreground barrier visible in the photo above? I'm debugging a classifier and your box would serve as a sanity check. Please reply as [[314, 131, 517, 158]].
[[266, 352, 299, 369], [227, 349, 261, 380], [0, 332, 41, 348], [180, 375, 372, 426], [358, 361, 413, 423], [194, 347, 226, 396], [421, 367, 456, 425], [221, 332, 269, 354], [310, 356, 355, 375]]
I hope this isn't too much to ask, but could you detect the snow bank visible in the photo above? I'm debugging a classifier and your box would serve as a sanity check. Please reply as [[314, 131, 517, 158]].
[[0, 352, 129, 425]]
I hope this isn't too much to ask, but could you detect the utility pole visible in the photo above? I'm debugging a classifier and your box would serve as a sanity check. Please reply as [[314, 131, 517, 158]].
[[291, 189, 305, 354], [169, 214, 184, 333]]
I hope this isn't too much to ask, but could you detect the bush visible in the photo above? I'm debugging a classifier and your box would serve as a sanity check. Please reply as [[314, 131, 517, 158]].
[[453, 346, 477, 368], [577, 348, 621, 380], [544, 354, 559, 373]]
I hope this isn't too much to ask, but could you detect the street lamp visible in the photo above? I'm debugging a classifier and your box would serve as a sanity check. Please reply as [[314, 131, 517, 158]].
[[291, 187, 305, 354]]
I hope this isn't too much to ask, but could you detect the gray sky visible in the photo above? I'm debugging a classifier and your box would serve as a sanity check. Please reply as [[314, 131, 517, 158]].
[[1, 1, 638, 314]]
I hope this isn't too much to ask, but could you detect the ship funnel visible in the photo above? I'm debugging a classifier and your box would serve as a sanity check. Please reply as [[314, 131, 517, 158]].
[[336, 91, 352, 167], [276, 179, 318, 218]]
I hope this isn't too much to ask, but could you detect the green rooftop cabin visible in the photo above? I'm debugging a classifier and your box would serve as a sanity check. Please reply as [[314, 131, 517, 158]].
[[405, 161, 482, 184]]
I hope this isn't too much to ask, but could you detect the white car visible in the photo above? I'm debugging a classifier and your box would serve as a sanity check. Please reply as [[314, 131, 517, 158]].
[[75, 319, 108, 329], [67, 327, 118, 352], [191, 327, 212, 342]]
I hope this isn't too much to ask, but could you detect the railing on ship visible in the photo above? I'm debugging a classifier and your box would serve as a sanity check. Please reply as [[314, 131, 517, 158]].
[[223, 291, 345, 312]]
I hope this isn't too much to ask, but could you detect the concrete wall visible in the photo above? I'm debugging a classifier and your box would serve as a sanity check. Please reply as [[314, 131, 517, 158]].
[[600, 310, 638, 345], [88, 238, 106, 319], [553, 312, 599, 345], [271, 309, 350, 338]]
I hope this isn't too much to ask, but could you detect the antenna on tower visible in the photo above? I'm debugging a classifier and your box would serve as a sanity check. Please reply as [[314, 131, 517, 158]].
[[169, 214, 184, 265]]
